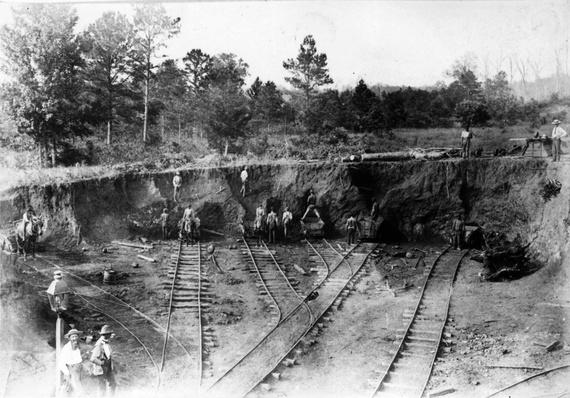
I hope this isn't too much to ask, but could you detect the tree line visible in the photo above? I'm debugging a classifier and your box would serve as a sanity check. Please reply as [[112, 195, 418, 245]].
[[0, 4, 552, 167]]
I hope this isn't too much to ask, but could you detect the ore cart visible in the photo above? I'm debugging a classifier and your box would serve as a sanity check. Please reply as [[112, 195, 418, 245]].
[[300, 215, 325, 238], [359, 218, 378, 241]]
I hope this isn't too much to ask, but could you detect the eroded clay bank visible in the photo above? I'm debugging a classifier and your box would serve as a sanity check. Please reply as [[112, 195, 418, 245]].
[[1, 158, 568, 269]]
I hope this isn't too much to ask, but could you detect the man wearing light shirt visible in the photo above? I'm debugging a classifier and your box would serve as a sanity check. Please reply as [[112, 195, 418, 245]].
[[551, 119, 567, 162], [59, 329, 84, 396]]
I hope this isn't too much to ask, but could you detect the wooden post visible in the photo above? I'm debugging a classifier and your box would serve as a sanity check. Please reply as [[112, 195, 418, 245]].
[[55, 315, 63, 397]]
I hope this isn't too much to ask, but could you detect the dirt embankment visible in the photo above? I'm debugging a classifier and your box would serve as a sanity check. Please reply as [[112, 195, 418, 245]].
[[2, 158, 570, 397], [0, 158, 565, 264]]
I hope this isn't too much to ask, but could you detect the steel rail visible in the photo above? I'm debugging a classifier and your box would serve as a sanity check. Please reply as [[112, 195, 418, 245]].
[[244, 243, 379, 397], [261, 240, 308, 305], [416, 249, 468, 397], [19, 258, 166, 390], [369, 246, 451, 398], [304, 239, 330, 276], [323, 238, 354, 274], [35, 253, 193, 355], [160, 239, 184, 372], [242, 237, 282, 322], [484, 364, 570, 398], [206, 241, 362, 394], [197, 243, 203, 387], [261, 239, 315, 327], [370, 246, 468, 398], [73, 293, 161, 389]]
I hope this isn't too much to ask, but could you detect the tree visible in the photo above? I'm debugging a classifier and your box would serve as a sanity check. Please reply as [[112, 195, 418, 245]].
[[84, 11, 136, 145], [207, 53, 249, 89], [154, 59, 187, 142], [248, 79, 285, 123], [0, 4, 88, 167], [350, 79, 377, 132], [455, 99, 489, 129], [484, 71, 521, 125], [199, 53, 251, 153], [201, 85, 251, 154], [132, 4, 180, 143], [447, 57, 488, 128], [283, 35, 333, 111], [182, 49, 212, 94]]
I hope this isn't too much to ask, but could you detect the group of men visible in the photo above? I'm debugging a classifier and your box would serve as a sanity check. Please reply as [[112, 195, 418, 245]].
[[251, 204, 293, 245], [462, 119, 568, 161], [58, 322, 116, 397]]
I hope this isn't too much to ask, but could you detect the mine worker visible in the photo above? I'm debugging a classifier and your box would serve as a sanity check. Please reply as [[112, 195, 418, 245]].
[[371, 200, 379, 220], [238, 216, 246, 236], [90, 325, 116, 397], [256, 203, 265, 219], [160, 208, 169, 240], [346, 214, 359, 245], [240, 166, 248, 197], [266, 208, 279, 244], [551, 119, 567, 162], [182, 204, 195, 225], [22, 206, 36, 235], [254, 204, 265, 246], [301, 189, 321, 221], [59, 328, 84, 396], [461, 126, 473, 159], [451, 215, 465, 250], [172, 171, 182, 202], [282, 207, 293, 241]]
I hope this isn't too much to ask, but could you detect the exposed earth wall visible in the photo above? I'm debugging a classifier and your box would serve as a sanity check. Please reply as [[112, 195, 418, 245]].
[[0, 158, 566, 271]]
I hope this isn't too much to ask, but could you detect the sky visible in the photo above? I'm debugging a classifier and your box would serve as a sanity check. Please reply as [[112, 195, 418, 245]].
[[1, 0, 569, 89]]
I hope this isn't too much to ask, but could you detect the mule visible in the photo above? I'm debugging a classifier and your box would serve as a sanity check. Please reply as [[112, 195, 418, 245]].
[[16, 216, 43, 260]]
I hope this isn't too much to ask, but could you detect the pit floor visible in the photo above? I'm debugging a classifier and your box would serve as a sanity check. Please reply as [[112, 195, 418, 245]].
[[1, 237, 568, 398]]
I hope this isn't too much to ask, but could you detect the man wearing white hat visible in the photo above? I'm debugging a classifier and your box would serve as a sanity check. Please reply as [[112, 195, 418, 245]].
[[90, 325, 116, 396], [551, 119, 567, 162], [59, 328, 84, 396]]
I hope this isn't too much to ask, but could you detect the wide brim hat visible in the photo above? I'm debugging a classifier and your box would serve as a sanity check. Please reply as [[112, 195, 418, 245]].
[[552, 119, 561, 125], [64, 329, 82, 339], [99, 325, 114, 335]]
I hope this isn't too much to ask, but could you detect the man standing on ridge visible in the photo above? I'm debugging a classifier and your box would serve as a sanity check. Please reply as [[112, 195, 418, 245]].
[[172, 171, 182, 202], [240, 166, 248, 197], [551, 119, 567, 162], [461, 126, 473, 159]]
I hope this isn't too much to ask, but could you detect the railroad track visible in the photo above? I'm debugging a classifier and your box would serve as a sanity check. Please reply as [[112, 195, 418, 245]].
[[206, 241, 377, 398], [369, 247, 468, 398], [26, 251, 194, 392], [241, 237, 305, 321], [159, 240, 216, 387]]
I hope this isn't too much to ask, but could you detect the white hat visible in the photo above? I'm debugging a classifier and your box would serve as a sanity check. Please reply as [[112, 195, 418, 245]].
[[552, 119, 561, 125]]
